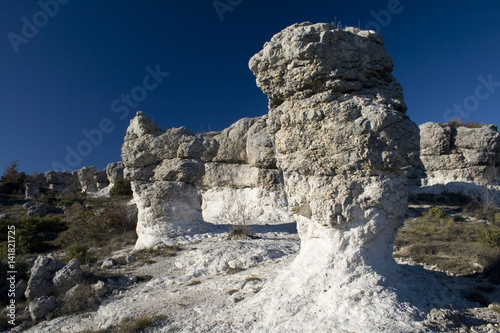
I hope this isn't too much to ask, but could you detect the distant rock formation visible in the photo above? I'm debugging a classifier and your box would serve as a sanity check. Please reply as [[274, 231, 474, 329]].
[[419, 122, 500, 186], [24, 162, 125, 200]]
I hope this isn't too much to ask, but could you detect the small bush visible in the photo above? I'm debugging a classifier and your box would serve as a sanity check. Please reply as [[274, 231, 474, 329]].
[[58, 283, 101, 316], [447, 120, 485, 129], [425, 207, 445, 219], [228, 225, 253, 239], [479, 227, 500, 248], [118, 314, 153, 333], [65, 244, 93, 264], [0, 217, 67, 256], [110, 179, 132, 197]]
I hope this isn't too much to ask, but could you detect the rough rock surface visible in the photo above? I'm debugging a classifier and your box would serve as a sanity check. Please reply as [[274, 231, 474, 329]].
[[25, 255, 84, 317], [52, 259, 83, 295], [25, 256, 63, 300], [229, 21, 430, 332], [121, 111, 293, 249], [24, 183, 40, 199], [106, 161, 125, 184], [28, 296, 57, 321], [419, 122, 500, 185], [77, 166, 98, 192]]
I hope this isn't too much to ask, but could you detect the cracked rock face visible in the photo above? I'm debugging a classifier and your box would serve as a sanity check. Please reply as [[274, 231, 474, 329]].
[[121, 112, 293, 249], [250, 22, 419, 259], [420, 122, 500, 185]]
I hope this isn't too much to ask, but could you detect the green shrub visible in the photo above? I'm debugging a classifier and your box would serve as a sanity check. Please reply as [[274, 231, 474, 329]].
[[110, 179, 132, 197], [0, 217, 67, 256], [59, 206, 134, 250], [479, 227, 500, 248], [65, 244, 93, 264], [425, 207, 445, 219]]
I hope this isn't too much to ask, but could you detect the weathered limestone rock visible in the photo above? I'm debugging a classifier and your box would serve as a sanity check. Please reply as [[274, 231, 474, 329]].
[[237, 22, 427, 332], [106, 162, 125, 183], [25, 183, 40, 199], [26, 203, 48, 217], [45, 171, 78, 192], [420, 122, 500, 185], [122, 111, 293, 249], [95, 170, 109, 190], [25, 255, 84, 305], [29, 296, 57, 321], [52, 259, 83, 295], [77, 166, 98, 192], [25, 256, 63, 300]]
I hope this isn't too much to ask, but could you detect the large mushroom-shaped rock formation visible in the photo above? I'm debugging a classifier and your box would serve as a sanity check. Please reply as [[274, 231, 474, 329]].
[[232, 22, 434, 332]]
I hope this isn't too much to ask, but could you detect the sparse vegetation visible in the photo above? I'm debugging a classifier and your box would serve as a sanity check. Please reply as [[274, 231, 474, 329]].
[[479, 226, 500, 248], [446, 119, 485, 129], [57, 283, 101, 316], [110, 179, 133, 197], [118, 314, 153, 333], [395, 196, 500, 275], [65, 244, 93, 264], [425, 206, 446, 219], [222, 201, 255, 240]]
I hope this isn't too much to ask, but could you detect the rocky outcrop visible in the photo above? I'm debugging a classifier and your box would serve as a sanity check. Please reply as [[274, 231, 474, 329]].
[[45, 171, 78, 192], [121, 112, 293, 249], [24, 256, 84, 321], [420, 122, 500, 185], [106, 162, 125, 184]]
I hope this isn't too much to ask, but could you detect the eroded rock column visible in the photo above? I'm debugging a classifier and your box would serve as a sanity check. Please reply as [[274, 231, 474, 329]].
[[244, 22, 425, 332]]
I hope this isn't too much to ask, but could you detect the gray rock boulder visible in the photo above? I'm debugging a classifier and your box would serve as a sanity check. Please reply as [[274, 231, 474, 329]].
[[25, 256, 63, 300], [132, 180, 206, 248], [52, 259, 83, 295], [26, 203, 48, 217], [95, 169, 109, 190], [29, 295, 57, 321], [121, 110, 293, 249], [45, 171, 78, 192]]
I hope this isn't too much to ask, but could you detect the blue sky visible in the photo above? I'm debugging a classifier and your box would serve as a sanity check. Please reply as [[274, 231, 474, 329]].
[[1, 0, 499, 174]]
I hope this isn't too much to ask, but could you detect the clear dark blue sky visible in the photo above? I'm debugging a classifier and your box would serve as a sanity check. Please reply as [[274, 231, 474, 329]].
[[1, 0, 499, 174]]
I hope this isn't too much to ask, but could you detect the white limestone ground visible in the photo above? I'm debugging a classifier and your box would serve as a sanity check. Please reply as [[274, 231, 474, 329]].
[[19, 226, 500, 333], [20, 226, 301, 333]]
